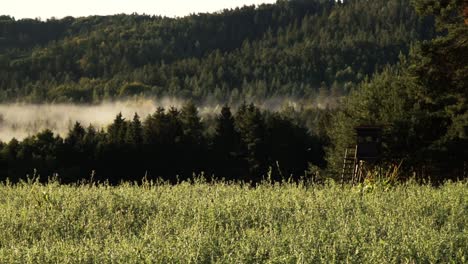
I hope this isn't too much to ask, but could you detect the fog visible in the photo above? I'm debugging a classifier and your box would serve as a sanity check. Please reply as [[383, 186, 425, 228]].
[[0, 97, 318, 142], [0, 99, 175, 141]]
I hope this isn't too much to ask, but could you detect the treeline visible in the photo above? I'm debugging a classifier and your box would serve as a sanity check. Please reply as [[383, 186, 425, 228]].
[[326, 0, 467, 181], [0, 103, 326, 183], [0, 0, 434, 103], [1, 0, 464, 183]]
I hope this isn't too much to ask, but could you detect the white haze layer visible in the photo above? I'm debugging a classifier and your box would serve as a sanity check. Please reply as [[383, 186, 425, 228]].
[[0, 97, 312, 142], [0, 99, 177, 141]]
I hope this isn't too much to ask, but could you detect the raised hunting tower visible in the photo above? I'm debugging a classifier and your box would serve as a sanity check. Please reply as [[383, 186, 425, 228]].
[[341, 126, 382, 184]]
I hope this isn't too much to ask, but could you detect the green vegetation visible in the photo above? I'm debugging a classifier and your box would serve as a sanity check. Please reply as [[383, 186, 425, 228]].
[[0, 0, 465, 182], [0, 0, 434, 103], [326, 0, 467, 178], [0, 1, 466, 262], [0, 103, 326, 183], [0, 179, 466, 263]]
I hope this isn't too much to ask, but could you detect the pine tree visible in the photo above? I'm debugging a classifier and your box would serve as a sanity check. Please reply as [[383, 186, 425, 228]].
[[235, 103, 267, 181], [180, 101, 203, 145], [107, 112, 127, 144], [214, 105, 239, 154], [125, 113, 143, 145], [65, 122, 86, 147]]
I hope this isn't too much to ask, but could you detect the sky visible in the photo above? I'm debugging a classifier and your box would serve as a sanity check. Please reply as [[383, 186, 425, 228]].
[[3, 0, 278, 20]]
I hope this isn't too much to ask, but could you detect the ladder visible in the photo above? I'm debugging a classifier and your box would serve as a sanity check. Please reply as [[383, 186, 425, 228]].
[[341, 145, 358, 184]]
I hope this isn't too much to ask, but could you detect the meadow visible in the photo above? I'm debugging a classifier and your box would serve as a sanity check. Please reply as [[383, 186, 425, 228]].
[[0, 179, 466, 263]]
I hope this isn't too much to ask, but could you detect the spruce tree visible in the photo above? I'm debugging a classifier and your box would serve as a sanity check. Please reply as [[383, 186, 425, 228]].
[[107, 112, 127, 145], [180, 101, 203, 145], [125, 113, 143, 146]]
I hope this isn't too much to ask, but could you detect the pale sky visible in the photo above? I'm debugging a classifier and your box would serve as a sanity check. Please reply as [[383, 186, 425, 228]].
[[3, 0, 278, 20]]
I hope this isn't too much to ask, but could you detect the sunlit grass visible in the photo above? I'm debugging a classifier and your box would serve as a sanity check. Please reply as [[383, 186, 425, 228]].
[[0, 179, 466, 263]]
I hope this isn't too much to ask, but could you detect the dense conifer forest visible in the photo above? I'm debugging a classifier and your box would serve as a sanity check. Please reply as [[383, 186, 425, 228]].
[[0, 0, 466, 183], [0, 0, 434, 103], [0, 1, 466, 262], [0, 103, 327, 183]]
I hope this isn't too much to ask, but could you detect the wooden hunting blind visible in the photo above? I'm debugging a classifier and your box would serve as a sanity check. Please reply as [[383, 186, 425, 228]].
[[355, 126, 382, 162], [341, 125, 383, 184]]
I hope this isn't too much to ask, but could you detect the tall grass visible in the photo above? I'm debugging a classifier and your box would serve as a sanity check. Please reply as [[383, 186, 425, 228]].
[[0, 179, 466, 263]]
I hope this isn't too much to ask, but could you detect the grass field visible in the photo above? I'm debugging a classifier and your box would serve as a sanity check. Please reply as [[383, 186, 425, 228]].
[[0, 179, 466, 263]]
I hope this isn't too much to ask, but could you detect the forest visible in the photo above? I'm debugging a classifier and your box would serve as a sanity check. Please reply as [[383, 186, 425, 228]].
[[0, 0, 434, 103], [0, 103, 326, 183], [0, 1, 466, 262], [0, 0, 466, 183]]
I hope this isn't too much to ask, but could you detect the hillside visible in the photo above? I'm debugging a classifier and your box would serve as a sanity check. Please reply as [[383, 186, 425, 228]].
[[1, 0, 464, 184], [0, 0, 434, 103]]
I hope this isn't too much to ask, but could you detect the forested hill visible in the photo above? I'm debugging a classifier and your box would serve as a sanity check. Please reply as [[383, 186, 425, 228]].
[[0, 0, 434, 103]]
